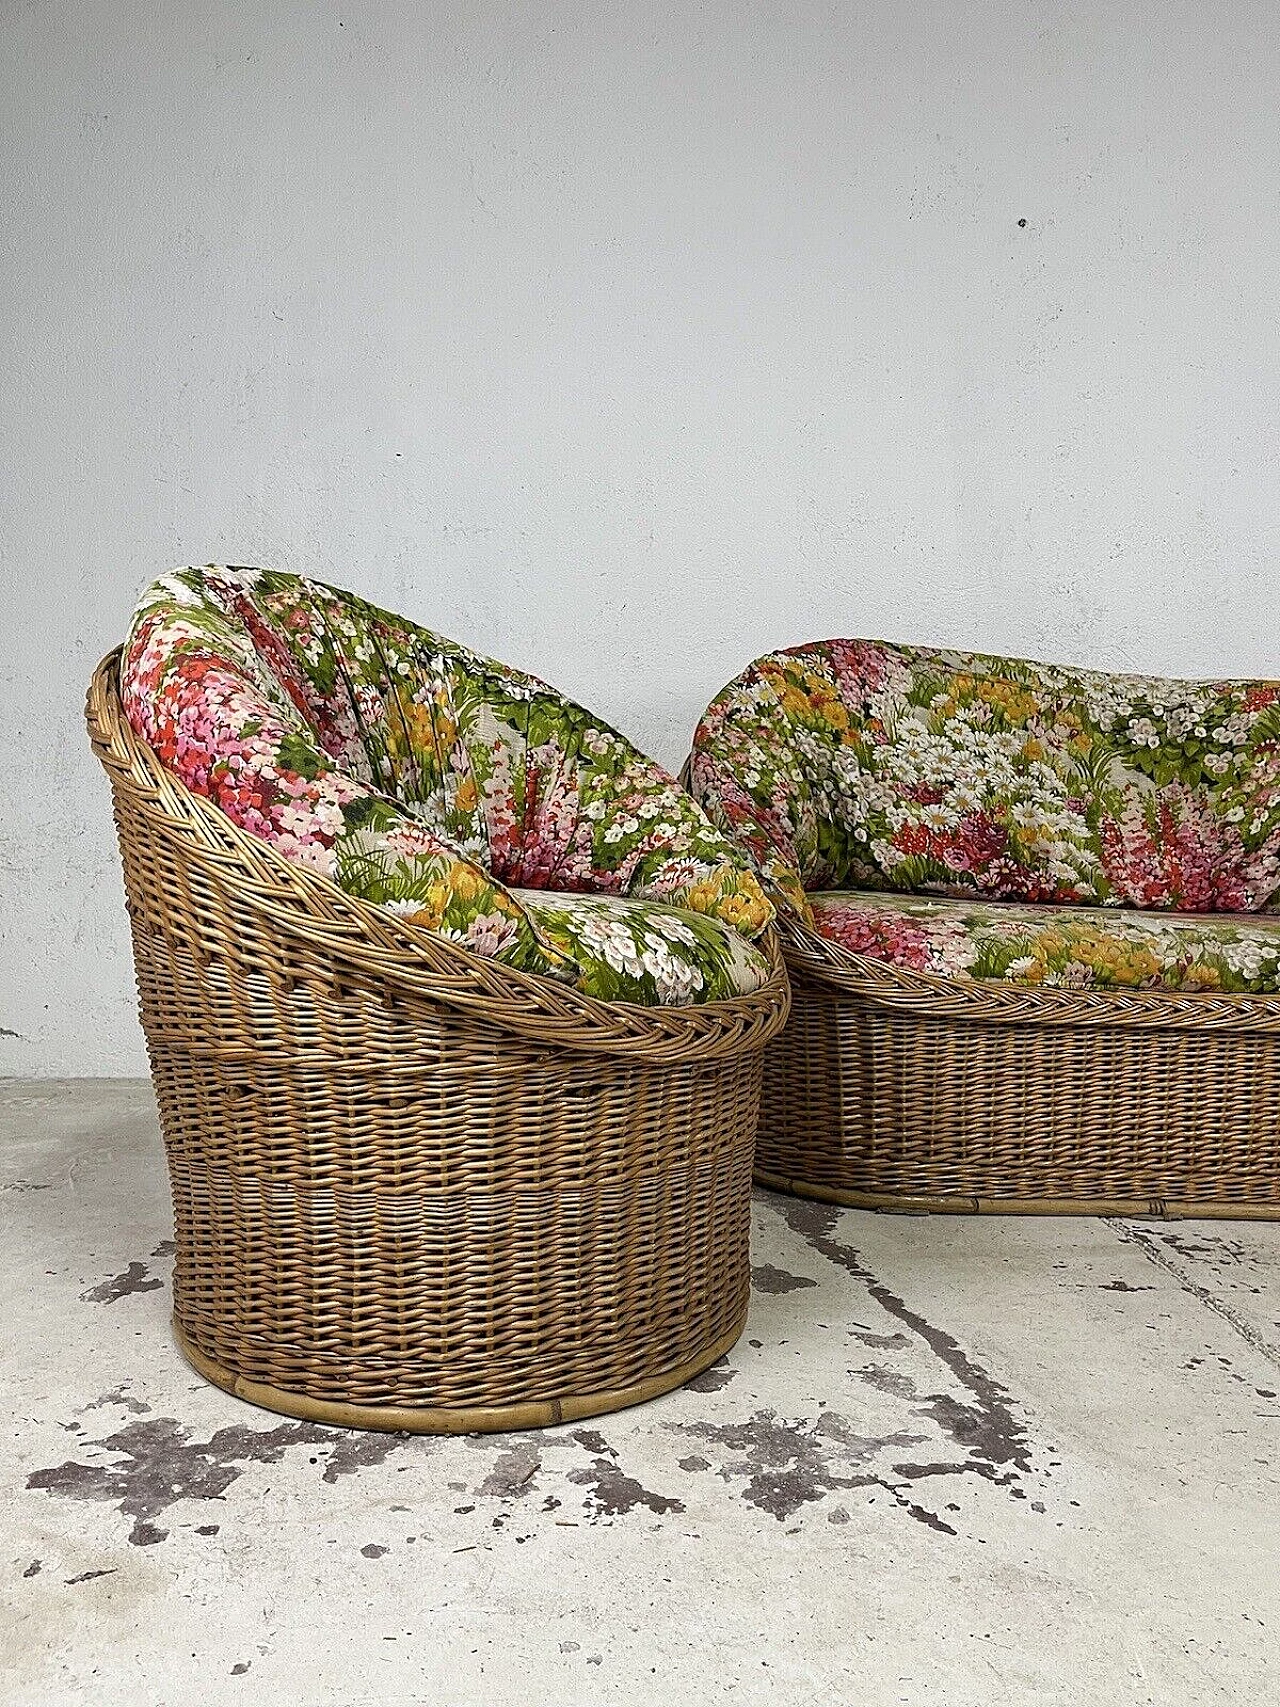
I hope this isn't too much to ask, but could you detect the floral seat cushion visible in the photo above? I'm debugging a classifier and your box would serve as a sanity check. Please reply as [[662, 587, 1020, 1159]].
[[515, 890, 768, 1004], [121, 565, 773, 1006], [810, 890, 1280, 994], [690, 640, 1280, 919]]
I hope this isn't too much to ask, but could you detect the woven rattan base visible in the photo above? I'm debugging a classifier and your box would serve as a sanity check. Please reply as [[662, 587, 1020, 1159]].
[[758, 921, 1280, 1219], [174, 1311, 747, 1434]]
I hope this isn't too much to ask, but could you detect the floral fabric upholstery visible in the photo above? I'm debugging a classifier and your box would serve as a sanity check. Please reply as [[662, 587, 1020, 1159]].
[[809, 891, 1280, 995], [515, 890, 770, 1006], [121, 566, 773, 1006], [690, 639, 1280, 920]]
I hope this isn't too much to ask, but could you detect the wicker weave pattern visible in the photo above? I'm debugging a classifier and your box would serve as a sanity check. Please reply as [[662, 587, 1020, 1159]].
[[759, 918, 1280, 1217], [88, 653, 789, 1428]]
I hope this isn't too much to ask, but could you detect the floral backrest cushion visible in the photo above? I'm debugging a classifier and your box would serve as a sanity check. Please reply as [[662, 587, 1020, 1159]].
[[689, 638, 1280, 916], [121, 567, 772, 982]]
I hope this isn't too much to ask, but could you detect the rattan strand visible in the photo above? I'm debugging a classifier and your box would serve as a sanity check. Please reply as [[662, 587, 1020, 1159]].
[[87, 652, 789, 1428], [759, 916, 1280, 1217]]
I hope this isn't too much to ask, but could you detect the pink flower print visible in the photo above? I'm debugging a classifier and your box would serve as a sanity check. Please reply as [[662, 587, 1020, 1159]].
[[824, 638, 891, 705], [457, 912, 518, 957], [813, 902, 935, 972], [1100, 789, 1248, 911]]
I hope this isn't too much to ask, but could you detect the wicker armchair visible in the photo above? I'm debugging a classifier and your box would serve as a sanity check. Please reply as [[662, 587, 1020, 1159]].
[[689, 637, 1280, 1218], [87, 572, 786, 1431]]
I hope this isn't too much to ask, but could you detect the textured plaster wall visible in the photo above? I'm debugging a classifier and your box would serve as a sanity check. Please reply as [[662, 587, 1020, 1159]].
[[5, 0, 1280, 1075]]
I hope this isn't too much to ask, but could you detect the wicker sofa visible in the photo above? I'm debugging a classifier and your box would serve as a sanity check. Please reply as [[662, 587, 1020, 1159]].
[[689, 637, 1280, 1217], [88, 566, 787, 1431]]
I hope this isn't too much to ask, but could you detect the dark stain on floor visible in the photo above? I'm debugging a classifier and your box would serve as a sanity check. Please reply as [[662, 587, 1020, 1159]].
[[80, 1384, 151, 1417], [852, 1329, 911, 1350], [567, 1457, 684, 1520], [79, 1262, 163, 1305], [1152, 1230, 1236, 1264], [752, 1263, 819, 1296], [774, 1193, 1035, 1480], [858, 1366, 917, 1401], [28, 1402, 703, 1543], [26, 1416, 410, 1545], [1111, 1221, 1280, 1369], [683, 1357, 737, 1394], [319, 1431, 412, 1483], [565, 1428, 684, 1520], [476, 1442, 541, 1499], [674, 1407, 963, 1532]]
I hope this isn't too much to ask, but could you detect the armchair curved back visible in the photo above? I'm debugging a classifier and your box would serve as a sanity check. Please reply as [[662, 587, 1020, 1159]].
[[122, 566, 771, 983]]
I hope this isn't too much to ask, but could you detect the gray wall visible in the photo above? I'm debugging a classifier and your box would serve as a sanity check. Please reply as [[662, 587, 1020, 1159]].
[[5, 0, 1280, 1076]]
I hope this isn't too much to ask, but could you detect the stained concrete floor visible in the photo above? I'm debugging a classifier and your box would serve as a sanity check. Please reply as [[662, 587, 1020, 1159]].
[[3, 1080, 1279, 1706]]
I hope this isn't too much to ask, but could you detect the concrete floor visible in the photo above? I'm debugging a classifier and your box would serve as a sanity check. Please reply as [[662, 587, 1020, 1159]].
[[3, 1082, 1278, 1706]]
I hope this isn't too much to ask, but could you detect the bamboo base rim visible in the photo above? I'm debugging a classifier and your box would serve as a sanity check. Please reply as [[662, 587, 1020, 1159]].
[[173, 1312, 748, 1434], [752, 1168, 1280, 1221]]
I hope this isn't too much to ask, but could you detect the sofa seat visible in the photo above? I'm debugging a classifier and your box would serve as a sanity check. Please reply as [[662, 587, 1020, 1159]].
[[810, 889, 1280, 994]]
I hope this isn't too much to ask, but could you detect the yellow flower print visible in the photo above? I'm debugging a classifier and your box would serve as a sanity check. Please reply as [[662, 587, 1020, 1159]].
[[1180, 964, 1221, 991], [407, 879, 450, 931], [454, 774, 478, 814], [682, 880, 722, 917], [1120, 947, 1161, 984], [448, 863, 489, 905], [978, 680, 1038, 724], [717, 881, 772, 935], [390, 692, 457, 759], [768, 866, 813, 922], [389, 696, 431, 750]]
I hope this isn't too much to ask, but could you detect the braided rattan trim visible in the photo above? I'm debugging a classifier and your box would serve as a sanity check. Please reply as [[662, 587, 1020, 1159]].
[[87, 652, 789, 1060]]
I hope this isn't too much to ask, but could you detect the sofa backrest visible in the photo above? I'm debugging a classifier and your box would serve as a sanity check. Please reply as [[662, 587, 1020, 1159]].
[[689, 638, 1280, 914]]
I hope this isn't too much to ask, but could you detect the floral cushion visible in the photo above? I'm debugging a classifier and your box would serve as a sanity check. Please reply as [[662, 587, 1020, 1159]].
[[690, 640, 1280, 919], [810, 890, 1280, 994], [121, 565, 773, 1005], [515, 891, 769, 1005]]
